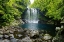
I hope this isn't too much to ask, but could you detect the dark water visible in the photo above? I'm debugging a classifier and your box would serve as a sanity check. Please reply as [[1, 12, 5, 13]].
[[19, 23, 56, 36]]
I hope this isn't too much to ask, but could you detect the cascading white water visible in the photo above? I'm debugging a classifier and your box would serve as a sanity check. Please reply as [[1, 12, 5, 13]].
[[25, 0, 39, 23], [31, 8, 38, 23], [26, 8, 39, 23]]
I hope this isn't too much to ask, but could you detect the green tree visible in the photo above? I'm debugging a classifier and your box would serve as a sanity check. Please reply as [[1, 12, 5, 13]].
[[0, 0, 29, 27], [30, 0, 64, 20]]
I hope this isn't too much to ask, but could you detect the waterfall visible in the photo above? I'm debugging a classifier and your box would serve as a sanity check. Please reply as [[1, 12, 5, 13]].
[[25, 0, 39, 23], [25, 8, 39, 23], [24, 0, 39, 30]]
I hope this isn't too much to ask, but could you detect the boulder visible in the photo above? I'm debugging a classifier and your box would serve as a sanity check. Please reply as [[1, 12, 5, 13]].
[[43, 34, 52, 40], [0, 35, 3, 39], [0, 31, 3, 34], [17, 34, 23, 38], [9, 34, 14, 39], [10, 38, 17, 42], [30, 30, 39, 37], [9, 30, 14, 34], [56, 27, 61, 31], [4, 35, 9, 39], [21, 37, 32, 42], [2, 39, 10, 42]]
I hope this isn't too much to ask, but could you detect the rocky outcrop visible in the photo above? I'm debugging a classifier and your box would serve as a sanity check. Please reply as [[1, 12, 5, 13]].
[[0, 26, 57, 42], [21, 37, 33, 42]]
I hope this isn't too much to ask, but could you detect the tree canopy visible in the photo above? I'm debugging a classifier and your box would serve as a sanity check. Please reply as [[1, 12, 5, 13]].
[[0, 0, 29, 27], [30, 0, 64, 20]]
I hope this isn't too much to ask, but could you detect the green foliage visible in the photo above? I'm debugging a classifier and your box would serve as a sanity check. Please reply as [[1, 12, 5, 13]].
[[31, 0, 64, 20], [0, 0, 29, 27]]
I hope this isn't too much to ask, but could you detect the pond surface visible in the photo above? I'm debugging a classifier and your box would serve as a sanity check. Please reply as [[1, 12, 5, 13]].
[[20, 23, 56, 36]]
